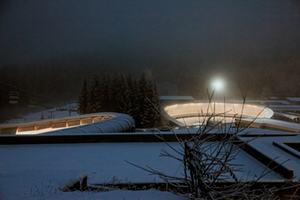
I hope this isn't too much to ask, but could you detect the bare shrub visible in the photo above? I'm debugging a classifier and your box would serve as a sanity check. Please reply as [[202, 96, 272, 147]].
[[127, 94, 300, 199]]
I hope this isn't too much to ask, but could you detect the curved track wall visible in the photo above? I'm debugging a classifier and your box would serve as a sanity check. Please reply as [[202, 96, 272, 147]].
[[164, 103, 274, 126], [42, 113, 135, 135]]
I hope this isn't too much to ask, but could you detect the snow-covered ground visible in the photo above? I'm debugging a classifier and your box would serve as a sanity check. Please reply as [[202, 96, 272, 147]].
[[5, 103, 79, 124], [240, 135, 300, 179], [0, 142, 188, 199], [1, 106, 189, 199], [0, 105, 297, 199], [0, 141, 283, 199]]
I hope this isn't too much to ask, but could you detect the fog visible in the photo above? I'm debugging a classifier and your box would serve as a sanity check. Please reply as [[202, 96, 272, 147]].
[[0, 0, 300, 114]]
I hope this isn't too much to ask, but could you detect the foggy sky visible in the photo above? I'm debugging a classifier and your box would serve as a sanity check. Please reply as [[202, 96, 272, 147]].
[[1, 0, 300, 99], [1, 0, 299, 65]]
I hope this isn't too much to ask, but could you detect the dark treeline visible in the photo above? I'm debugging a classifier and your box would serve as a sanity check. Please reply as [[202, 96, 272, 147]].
[[1, 51, 300, 104], [78, 73, 161, 128], [1, 50, 300, 122]]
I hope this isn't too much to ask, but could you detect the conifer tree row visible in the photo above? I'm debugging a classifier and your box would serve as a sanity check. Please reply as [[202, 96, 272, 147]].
[[78, 73, 161, 128]]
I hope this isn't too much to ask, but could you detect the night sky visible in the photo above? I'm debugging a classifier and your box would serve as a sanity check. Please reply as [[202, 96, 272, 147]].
[[1, 0, 300, 99]]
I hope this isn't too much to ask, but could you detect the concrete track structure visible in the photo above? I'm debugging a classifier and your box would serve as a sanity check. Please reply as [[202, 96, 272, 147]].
[[0, 113, 135, 135], [163, 102, 274, 126]]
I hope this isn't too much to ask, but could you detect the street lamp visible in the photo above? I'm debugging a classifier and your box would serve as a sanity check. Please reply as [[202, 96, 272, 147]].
[[211, 78, 225, 121], [212, 79, 224, 94]]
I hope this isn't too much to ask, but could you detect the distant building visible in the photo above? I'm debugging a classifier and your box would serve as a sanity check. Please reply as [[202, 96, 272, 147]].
[[226, 99, 290, 106], [286, 97, 300, 105]]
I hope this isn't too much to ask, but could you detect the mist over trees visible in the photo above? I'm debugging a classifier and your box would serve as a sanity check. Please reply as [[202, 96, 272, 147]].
[[0, 50, 300, 122], [1, 51, 300, 102], [78, 72, 161, 128]]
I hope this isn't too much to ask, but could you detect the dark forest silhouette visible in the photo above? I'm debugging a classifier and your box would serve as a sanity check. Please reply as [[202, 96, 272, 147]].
[[1, 50, 300, 123], [78, 73, 161, 128]]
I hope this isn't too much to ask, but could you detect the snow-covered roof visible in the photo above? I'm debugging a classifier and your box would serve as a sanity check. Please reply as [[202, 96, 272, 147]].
[[227, 99, 290, 105], [239, 118, 300, 133], [274, 112, 300, 120], [269, 105, 300, 111], [286, 112, 300, 117], [0, 140, 285, 198], [240, 135, 300, 179], [286, 97, 300, 102], [259, 100, 290, 105], [0, 142, 191, 199]]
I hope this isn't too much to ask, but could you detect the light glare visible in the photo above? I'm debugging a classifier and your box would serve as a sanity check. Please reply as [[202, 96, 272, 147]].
[[212, 79, 224, 90]]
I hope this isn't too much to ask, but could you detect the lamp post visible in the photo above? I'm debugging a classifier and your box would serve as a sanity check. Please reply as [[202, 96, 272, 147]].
[[212, 79, 224, 99], [211, 79, 224, 121]]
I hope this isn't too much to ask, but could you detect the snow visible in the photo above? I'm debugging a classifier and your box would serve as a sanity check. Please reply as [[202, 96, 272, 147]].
[[0, 142, 188, 199], [286, 97, 300, 102], [0, 105, 298, 199], [269, 105, 300, 111], [4, 103, 79, 124], [240, 118, 300, 132], [0, 140, 283, 199], [222, 99, 291, 105], [240, 136, 300, 178], [24, 189, 187, 200]]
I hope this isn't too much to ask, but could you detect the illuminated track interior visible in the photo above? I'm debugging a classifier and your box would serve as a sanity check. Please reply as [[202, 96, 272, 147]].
[[164, 102, 274, 126], [0, 113, 135, 135]]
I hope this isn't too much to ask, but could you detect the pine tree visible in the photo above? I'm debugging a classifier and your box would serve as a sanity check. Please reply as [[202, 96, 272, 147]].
[[106, 74, 117, 112], [146, 78, 161, 127], [118, 74, 132, 115], [153, 81, 161, 125], [78, 72, 160, 128], [131, 79, 140, 125], [100, 74, 111, 112], [78, 78, 89, 114], [110, 75, 120, 112], [88, 75, 101, 113], [138, 73, 151, 128], [127, 73, 138, 118]]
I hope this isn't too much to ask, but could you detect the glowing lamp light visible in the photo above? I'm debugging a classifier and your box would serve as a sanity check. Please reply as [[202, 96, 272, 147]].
[[212, 79, 224, 91]]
